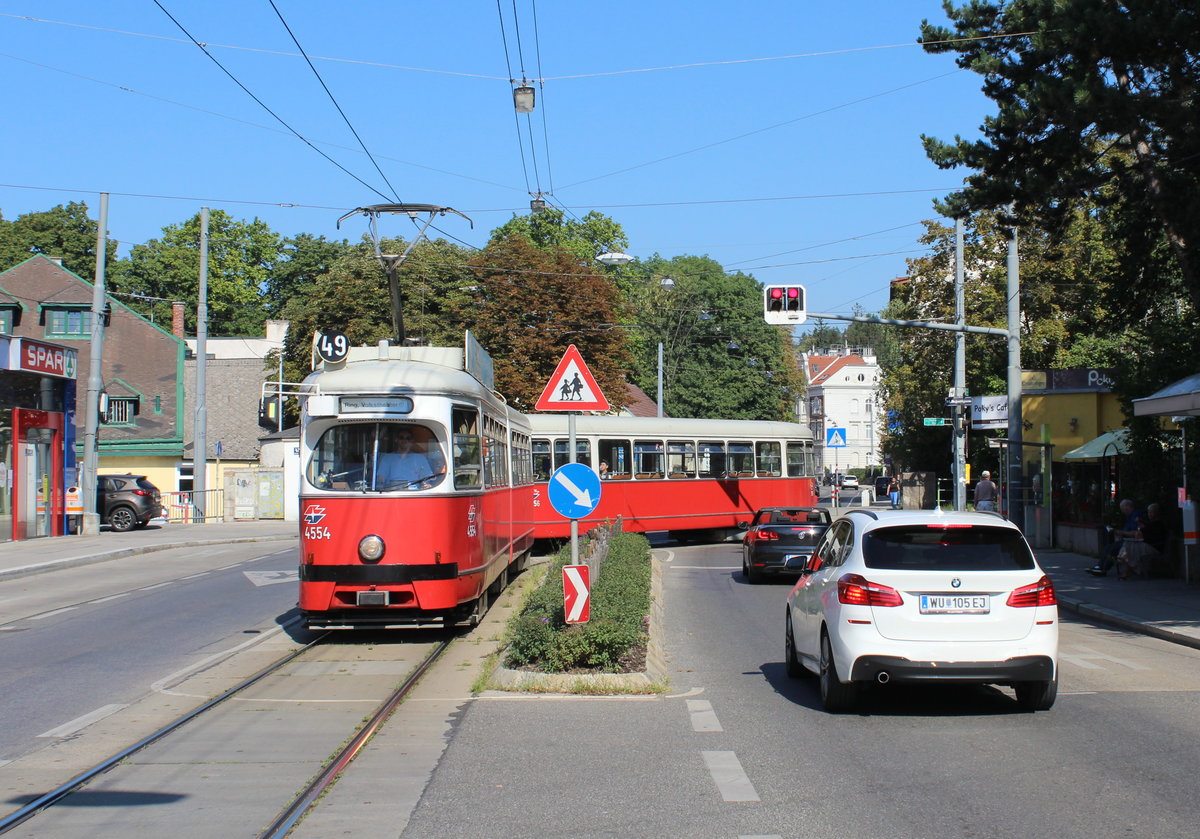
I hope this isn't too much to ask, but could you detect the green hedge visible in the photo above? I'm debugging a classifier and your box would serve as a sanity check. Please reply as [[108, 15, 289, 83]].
[[505, 532, 652, 672]]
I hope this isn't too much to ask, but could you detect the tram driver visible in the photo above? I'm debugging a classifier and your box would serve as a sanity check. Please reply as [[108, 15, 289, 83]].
[[377, 428, 443, 489]]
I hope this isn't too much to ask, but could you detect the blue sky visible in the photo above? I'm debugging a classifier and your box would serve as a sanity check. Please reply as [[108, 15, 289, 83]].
[[1, 1, 990, 318]]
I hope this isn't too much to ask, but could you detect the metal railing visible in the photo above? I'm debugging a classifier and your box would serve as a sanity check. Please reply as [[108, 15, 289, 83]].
[[162, 489, 225, 523]]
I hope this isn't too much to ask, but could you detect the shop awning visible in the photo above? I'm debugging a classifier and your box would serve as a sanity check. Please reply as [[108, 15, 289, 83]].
[[1132, 372, 1200, 417], [1062, 428, 1131, 460]]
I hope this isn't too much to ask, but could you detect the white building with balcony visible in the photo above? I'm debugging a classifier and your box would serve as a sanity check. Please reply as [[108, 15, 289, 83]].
[[800, 347, 881, 476]]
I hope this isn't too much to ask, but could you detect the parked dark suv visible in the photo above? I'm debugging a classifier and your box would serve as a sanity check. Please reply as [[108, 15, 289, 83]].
[[98, 474, 163, 531]]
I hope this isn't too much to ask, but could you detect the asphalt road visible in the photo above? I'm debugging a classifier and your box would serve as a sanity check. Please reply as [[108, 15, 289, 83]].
[[399, 539, 1200, 839], [0, 540, 301, 764]]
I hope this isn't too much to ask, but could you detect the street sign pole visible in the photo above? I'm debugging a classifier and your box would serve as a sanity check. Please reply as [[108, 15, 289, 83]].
[[569, 410, 578, 566]]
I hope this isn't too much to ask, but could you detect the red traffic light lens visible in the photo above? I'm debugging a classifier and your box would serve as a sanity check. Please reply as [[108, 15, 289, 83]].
[[787, 287, 799, 299], [769, 288, 783, 299]]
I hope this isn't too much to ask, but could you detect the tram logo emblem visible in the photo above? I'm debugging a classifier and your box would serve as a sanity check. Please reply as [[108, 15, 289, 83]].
[[303, 504, 328, 525]]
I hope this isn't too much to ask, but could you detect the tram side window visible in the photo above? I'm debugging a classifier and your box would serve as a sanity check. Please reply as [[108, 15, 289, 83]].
[[634, 440, 664, 479], [667, 440, 696, 478], [756, 441, 782, 477], [483, 415, 509, 488], [453, 408, 482, 489], [511, 431, 532, 486], [553, 439, 591, 469], [728, 441, 755, 477], [599, 439, 631, 480], [698, 441, 726, 478], [532, 439, 552, 481], [786, 442, 808, 477]]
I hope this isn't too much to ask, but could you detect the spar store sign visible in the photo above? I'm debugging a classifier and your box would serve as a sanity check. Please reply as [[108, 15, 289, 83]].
[[11, 338, 78, 379]]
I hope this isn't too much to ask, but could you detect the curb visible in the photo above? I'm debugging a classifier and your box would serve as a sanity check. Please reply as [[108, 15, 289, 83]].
[[0, 534, 297, 582], [1055, 595, 1200, 653]]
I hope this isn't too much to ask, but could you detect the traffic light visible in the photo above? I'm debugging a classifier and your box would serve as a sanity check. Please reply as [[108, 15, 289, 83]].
[[763, 284, 806, 324]]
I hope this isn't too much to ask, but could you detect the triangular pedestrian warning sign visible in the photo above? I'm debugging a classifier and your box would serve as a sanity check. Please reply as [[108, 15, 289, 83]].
[[535, 345, 610, 412]]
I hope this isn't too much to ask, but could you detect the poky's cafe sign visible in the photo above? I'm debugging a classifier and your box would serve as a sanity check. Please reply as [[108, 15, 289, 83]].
[[10, 338, 78, 380]]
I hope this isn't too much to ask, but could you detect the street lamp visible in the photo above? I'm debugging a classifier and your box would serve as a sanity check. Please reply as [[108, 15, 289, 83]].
[[596, 251, 633, 266]]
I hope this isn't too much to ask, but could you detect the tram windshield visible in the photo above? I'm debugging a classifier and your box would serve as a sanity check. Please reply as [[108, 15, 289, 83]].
[[308, 422, 447, 491]]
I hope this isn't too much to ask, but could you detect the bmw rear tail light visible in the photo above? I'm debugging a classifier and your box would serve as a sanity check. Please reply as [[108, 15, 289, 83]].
[[837, 573, 903, 607], [1006, 575, 1057, 607]]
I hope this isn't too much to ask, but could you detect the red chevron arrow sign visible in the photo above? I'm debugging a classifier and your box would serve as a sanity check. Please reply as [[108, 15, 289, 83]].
[[562, 564, 591, 624]]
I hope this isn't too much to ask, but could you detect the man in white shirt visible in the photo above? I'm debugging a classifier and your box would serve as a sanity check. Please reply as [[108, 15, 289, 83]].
[[376, 430, 433, 488]]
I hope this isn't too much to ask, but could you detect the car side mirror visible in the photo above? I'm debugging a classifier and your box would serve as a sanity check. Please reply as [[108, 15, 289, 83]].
[[737, 521, 749, 531]]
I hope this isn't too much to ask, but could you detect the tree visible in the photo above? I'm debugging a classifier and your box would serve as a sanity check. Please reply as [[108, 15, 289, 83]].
[[488, 208, 628, 264], [466, 234, 631, 411], [919, 1, 1200, 313], [878, 208, 1122, 472], [622, 254, 802, 420], [113, 210, 281, 336], [266, 234, 352, 317], [0, 202, 119, 278]]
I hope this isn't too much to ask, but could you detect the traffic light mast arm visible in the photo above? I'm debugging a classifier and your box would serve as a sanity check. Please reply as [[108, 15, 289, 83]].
[[804, 312, 1009, 338]]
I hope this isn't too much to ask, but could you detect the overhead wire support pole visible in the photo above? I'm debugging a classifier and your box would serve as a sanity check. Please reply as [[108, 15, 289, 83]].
[[194, 207, 210, 520], [81, 192, 109, 536], [954, 217, 967, 511], [337, 204, 472, 344]]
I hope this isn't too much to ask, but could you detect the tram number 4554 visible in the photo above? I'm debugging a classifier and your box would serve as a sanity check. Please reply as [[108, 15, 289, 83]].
[[304, 526, 332, 540]]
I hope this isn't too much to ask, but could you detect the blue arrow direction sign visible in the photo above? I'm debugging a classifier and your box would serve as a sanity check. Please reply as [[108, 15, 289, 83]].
[[548, 462, 602, 520], [825, 428, 847, 448]]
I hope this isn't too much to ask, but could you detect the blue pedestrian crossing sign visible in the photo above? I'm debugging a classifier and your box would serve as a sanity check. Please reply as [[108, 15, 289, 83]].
[[825, 428, 847, 448], [548, 462, 603, 519]]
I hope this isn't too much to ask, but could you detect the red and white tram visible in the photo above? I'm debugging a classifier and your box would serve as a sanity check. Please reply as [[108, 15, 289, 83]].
[[295, 334, 816, 629], [525, 414, 818, 539], [298, 338, 534, 629]]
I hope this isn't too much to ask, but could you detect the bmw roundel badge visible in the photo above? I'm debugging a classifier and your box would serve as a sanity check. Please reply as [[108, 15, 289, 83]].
[[950, 578, 962, 588]]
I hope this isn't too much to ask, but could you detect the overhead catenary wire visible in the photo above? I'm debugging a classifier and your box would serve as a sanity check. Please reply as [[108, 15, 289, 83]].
[[0, 14, 1045, 82], [150, 1, 394, 203], [495, 0, 533, 195], [265, 0, 402, 203]]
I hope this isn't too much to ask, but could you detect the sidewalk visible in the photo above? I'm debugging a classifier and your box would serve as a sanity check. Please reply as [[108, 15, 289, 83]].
[[1037, 548, 1200, 650], [0, 520, 297, 582]]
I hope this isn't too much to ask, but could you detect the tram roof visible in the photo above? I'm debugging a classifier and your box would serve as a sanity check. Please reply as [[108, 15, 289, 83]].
[[306, 350, 494, 401], [524, 413, 812, 440]]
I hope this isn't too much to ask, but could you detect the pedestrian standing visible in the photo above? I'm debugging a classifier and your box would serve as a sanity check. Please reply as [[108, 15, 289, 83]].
[[888, 476, 900, 509], [975, 470, 998, 512]]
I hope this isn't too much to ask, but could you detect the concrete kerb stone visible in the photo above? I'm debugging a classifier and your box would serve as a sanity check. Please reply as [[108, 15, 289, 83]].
[[488, 531, 668, 693], [1055, 594, 1200, 653], [0, 535, 297, 582]]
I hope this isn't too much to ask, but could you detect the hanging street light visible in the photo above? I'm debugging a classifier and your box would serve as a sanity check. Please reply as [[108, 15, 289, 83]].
[[513, 85, 536, 113], [596, 252, 633, 266]]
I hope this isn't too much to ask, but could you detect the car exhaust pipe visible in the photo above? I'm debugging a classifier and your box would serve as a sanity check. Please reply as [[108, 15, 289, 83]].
[[876, 671, 890, 685]]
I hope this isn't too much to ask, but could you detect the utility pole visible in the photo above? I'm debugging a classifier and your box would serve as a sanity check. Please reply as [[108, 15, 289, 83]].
[[80, 192, 108, 535], [193, 207, 209, 520], [1006, 214, 1024, 530], [953, 217, 967, 511]]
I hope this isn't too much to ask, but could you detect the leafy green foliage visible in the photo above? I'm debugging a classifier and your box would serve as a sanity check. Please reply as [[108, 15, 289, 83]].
[[505, 532, 652, 673], [489, 208, 628, 264], [620, 254, 802, 420], [0, 202, 118, 279], [265, 234, 352, 317], [112, 209, 281, 336]]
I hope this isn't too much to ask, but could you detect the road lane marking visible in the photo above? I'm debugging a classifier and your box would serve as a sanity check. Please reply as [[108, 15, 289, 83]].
[[653, 549, 675, 563], [151, 620, 297, 694], [90, 592, 131, 604], [702, 751, 760, 802], [666, 687, 705, 699], [139, 582, 171, 591], [28, 607, 78, 621], [244, 569, 299, 587], [181, 572, 210, 580], [1060, 647, 1152, 671], [38, 704, 128, 738], [687, 699, 724, 732]]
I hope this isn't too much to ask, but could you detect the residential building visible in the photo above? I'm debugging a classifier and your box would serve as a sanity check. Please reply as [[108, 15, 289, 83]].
[[801, 346, 882, 475]]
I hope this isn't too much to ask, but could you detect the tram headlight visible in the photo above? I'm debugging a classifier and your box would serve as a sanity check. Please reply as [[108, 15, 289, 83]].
[[358, 535, 385, 563]]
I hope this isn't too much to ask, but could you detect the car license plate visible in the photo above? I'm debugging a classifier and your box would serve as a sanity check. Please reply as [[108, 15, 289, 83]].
[[919, 594, 989, 614]]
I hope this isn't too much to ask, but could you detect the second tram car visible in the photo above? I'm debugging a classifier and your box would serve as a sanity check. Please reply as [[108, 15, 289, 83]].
[[297, 339, 534, 629], [525, 414, 818, 539]]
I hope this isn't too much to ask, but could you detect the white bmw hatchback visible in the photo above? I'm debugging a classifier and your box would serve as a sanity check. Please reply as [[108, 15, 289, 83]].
[[784, 509, 1058, 712]]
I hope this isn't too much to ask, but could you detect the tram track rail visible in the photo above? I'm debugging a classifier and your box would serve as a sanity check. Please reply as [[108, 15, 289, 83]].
[[0, 634, 453, 837]]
